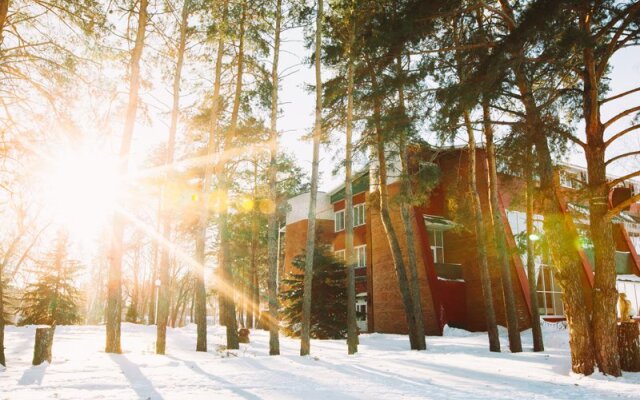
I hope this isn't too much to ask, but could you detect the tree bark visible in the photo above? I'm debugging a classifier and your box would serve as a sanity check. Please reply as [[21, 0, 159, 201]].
[[464, 111, 501, 352], [395, 56, 426, 351], [156, 0, 192, 354], [0, 0, 8, 48], [508, 49, 595, 374], [300, 0, 323, 357], [32, 326, 55, 366], [216, 0, 246, 350], [192, 0, 228, 354], [107, 0, 149, 354], [525, 147, 544, 352], [247, 159, 259, 330], [498, 0, 594, 373], [581, 9, 620, 376], [344, 9, 358, 355], [482, 100, 522, 353], [0, 266, 5, 367], [267, 0, 282, 356], [617, 322, 640, 372], [368, 65, 418, 348]]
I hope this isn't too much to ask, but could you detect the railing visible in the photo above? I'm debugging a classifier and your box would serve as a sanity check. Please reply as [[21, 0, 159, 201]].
[[434, 262, 464, 281], [583, 248, 633, 274]]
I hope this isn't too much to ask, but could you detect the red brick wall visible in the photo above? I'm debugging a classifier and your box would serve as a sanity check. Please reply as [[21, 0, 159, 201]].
[[370, 182, 441, 335], [416, 149, 532, 332], [282, 219, 335, 280]]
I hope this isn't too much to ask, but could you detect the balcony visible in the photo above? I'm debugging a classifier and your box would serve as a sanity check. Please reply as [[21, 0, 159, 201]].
[[583, 248, 634, 274], [434, 262, 464, 281]]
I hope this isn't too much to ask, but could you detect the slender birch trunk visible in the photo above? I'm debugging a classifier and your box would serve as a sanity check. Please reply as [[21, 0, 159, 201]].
[[267, 0, 283, 356], [464, 111, 501, 352], [300, 0, 323, 356], [106, 0, 149, 354], [344, 7, 358, 355], [525, 146, 544, 352], [482, 100, 522, 353]]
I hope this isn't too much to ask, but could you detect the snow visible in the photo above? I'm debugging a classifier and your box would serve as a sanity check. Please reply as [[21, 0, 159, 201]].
[[1, 323, 639, 399]]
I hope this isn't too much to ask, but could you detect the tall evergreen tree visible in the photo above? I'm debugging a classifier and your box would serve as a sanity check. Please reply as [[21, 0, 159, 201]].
[[19, 235, 82, 326]]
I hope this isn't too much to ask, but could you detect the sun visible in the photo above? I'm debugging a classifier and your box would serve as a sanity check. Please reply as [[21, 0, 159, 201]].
[[41, 146, 121, 237]]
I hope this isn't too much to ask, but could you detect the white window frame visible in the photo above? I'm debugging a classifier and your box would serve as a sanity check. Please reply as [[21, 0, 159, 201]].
[[428, 229, 444, 263], [334, 209, 345, 232], [353, 203, 366, 227], [334, 249, 345, 261], [537, 263, 564, 316], [355, 245, 366, 269]]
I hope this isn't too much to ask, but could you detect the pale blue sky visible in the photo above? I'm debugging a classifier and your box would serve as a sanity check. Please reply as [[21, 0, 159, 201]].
[[275, 33, 640, 192]]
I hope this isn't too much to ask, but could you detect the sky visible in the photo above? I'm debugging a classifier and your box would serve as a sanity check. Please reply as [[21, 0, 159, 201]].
[[273, 35, 640, 193], [120, 22, 640, 200]]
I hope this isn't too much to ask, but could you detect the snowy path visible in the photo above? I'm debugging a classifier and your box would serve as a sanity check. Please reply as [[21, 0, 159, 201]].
[[1, 323, 638, 399]]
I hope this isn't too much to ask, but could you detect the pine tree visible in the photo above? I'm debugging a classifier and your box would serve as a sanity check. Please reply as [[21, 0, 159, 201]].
[[18, 238, 82, 326], [281, 247, 347, 340]]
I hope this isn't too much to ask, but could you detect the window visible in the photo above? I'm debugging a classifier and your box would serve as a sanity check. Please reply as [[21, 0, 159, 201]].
[[537, 263, 564, 316], [355, 245, 366, 269], [335, 210, 345, 232], [428, 229, 444, 263], [334, 250, 345, 261], [353, 203, 366, 226]]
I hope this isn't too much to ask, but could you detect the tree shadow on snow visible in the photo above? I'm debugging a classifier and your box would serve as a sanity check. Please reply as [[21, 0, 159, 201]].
[[165, 354, 262, 400], [17, 363, 48, 386], [109, 354, 164, 400]]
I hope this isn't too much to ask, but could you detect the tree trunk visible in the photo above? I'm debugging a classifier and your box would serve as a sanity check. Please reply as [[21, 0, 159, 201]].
[[0, 0, 8, 48], [367, 65, 418, 348], [0, 266, 5, 367], [344, 10, 358, 355], [148, 210, 160, 325], [497, 0, 594, 372], [247, 158, 259, 329], [482, 100, 522, 353], [511, 60, 595, 375], [32, 326, 55, 366], [464, 111, 501, 352], [582, 19, 621, 376], [157, 0, 191, 354], [300, 0, 323, 357], [395, 56, 426, 351], [193, 0, 228, 353], [267, 0, 282, 356], [525, 147, 544, 352], [374, 128, 419, 349], [216, 0, 246, 350], [617, 322, 640, 372], [106, 0, 149, 355], [531, 117, 596, 375]]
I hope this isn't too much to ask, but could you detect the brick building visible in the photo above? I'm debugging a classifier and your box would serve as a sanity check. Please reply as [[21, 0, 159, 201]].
[[281, 146, 640, 335]]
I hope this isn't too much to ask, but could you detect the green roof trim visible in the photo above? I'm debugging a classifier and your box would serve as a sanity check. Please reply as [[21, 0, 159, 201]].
[[424, 215, 456, 231], [330, 173, 370, 203]]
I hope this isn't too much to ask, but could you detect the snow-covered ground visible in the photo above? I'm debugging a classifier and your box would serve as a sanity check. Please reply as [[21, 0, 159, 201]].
[[1, 323, 638, 399]]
